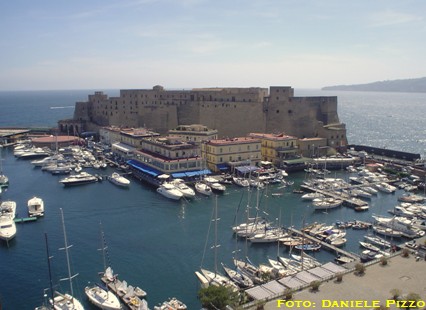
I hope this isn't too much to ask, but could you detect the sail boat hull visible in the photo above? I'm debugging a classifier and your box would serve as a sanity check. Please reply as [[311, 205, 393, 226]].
[[85, 285, 122, 310], [52, 292, 85, 310]]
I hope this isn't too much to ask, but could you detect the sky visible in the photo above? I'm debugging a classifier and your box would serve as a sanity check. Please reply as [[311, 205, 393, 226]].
[[1, 0, 425, 91]]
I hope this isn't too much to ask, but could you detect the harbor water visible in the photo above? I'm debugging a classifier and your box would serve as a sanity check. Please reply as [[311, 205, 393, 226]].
[[0, 89, 425, 309]]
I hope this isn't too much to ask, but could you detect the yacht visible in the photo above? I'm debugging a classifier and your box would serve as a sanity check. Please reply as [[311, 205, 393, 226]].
[[108, 172, 131, 187], [60, 172, 99, 186], [204, 177, 226, 193], [157, 183, 183, 200], [195, 182, 212, 196], [0, 214, 17, 241], [232, 177, 250, 187], [169, 179, 195, 198], [0, 200, 17, 219], [27, 196, 45, 217]]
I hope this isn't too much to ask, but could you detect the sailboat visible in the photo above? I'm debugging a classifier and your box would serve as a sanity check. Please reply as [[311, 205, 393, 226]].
[[196, 196, 238, 291], [35, 233, 55, 310], [51, 208, 84, 310], [85, 225, 122, 310]]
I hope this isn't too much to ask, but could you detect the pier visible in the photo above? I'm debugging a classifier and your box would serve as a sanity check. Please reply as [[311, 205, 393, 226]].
[[287, 227, 359, 261], [14, 217, 38, 223], [300, 184, 368, 209]]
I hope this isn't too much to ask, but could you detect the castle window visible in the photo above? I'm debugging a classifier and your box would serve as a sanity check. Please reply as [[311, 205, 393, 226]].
[[288, 110, 292, 114], [276, 110, 280, 114], [276, 97, 279, 100]]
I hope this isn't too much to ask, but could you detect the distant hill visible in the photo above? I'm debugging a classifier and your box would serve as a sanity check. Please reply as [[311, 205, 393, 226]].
[[322, 77, 426, 93]]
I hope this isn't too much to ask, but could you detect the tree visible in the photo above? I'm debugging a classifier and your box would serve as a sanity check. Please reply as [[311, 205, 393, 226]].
[[402, 293, 422, 309], [390, 288, 401, 300], [198, 285, 239, 310], [401, 248, 410, 258], [310, 280, 321, 292], [354, 263, 366, 276]]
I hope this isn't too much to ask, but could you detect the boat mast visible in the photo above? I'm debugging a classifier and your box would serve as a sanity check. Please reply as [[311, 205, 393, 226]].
[[44, 233, 55, 304], [59, 208, 78, 303], [213, 195, 220, 276]]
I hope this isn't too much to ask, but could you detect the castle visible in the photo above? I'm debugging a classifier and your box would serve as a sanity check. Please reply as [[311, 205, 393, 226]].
[[59, 85, 347, 150]]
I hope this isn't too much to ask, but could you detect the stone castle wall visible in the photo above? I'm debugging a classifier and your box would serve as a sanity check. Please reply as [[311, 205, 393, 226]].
[[69, 86, 346, 145]]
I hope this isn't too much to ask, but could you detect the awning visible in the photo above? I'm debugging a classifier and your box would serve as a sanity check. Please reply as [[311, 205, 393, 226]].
[[127, 160, 161, 177], [216, 163, 229, 170], [171, 172, 187, 178], [235, 165, 258, 174], [112, 142, 136, 153], [185, 169, 211, 177]]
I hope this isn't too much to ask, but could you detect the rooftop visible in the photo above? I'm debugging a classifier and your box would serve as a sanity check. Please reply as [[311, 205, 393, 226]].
[[249, 132, 297, 140], [208, 137, 260, 146]]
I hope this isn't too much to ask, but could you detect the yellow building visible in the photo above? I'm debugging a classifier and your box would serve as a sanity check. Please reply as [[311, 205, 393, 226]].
[[248, 133, 300, 167], [202, 137, 261, 173]]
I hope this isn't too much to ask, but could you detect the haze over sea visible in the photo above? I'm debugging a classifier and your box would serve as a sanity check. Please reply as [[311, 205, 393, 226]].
[[0, 89, 425, 309]]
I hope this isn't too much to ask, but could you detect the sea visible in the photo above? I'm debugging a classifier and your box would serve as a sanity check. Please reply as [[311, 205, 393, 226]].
[[0, 89, 425, 309]]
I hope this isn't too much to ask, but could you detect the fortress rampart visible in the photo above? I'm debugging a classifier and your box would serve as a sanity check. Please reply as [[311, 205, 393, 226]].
[[64, 85, 347, 149]]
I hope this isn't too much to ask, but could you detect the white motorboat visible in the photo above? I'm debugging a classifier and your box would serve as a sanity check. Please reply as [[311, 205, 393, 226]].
[[170, 179, 195, 198], [0, 200, 17, 219], [157, 183, 183, 200], [85, 284, 122, 310], [27, 196, 45, 217], [0, 214, 16, 241], [232, 177, 250, 187], [204, 177, 226, 193], [374, 182, 396, 193], [195, 182, 212, 196], [108, 172, 131, 187], [60, 172, 99, 186]]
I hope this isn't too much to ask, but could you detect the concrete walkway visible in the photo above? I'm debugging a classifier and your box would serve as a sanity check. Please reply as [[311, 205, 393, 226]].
[[263, 254, 426, 310]]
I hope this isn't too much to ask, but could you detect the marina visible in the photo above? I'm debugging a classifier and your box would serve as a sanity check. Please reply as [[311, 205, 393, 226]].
[[0, 90, 426, 309]]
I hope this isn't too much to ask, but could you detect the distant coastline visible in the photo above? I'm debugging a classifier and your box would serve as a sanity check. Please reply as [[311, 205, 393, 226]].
[[322, 77, 426, 93]]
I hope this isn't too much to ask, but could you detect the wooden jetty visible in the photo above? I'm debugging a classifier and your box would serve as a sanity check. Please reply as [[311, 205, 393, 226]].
[[287, 227, 359, 261]]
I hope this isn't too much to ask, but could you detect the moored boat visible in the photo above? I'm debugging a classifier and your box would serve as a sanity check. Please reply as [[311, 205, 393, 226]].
[[157, 183, 183, 200], [195, 182, 212, 196], [108, 172, 131, 187], [85, 283, 122, 310], [27, 196, 45, 217], [60, 172, 99, 186], [154, 297, 187, 310]]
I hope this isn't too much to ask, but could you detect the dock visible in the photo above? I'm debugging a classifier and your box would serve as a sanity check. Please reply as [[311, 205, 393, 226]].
[[300, 184, 368, 209], [101, 275, 148, 310], [14, 217, 38, 223], [287, 227, 359, 261]]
